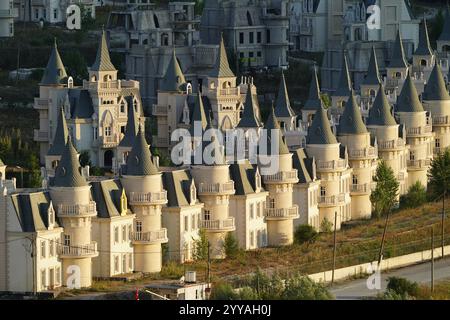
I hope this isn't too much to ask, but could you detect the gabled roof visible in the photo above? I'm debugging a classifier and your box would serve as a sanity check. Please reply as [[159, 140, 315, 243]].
[[209, 34, 235, 78], [47, 107, 69, 156], [119, 97, 139, 148], [90, 179, 126, 218], [274, 72, 295, 118], [439, 7, 450, 42], [53, 137, 88, 188], [396, 73, 425, 112], [11, 192, 60, 232], [367, 84, 397, 126], [333, 52, 352, 97], [303, 66, 323, 110], [160, 50, 186, 92], [362, 46, 381, 86], [306, 107, 338, 145], [229, 160, 262, 195], [264, 107, 290, 155], [41, 39, 68, 86], [124, 127, 159, 176], [237, 84, 262, 128], [389, 30, 408, 69], [292, 149, 316, 184], [415, 19, 433, 56], [90, 30, 116, 72], [163, 170, 197, 207], [338, 90, 368, 135], [190, 91, 209, 136], [423, 63, 450, 101]]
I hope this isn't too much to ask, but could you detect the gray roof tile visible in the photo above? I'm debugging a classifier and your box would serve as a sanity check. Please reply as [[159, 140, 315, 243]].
[[41, 40, 68, 86], [367, 84, 397, 126], [396, 73, 425, 112], [338, 90, 368, 135], [423, 63, 450, 101], [53, 137, 88, 188], [306, 107, 338, 145]]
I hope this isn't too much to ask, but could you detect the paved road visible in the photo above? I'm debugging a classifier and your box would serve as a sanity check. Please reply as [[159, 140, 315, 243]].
[[330, 258, 450, 299]]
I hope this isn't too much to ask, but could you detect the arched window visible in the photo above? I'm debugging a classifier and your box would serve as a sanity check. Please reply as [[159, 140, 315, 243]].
[[395, 72, 402, 79], [161, 33, 169, 46], [420, 59, 427, 67]]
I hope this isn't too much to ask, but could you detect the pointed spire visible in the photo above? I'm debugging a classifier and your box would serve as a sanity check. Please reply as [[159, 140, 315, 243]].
[[190, 91, 208, 135], [389, 30, 408, 69], [125, 126, 159, 176], [53, 137, 87, 188], [303, 66, 323, 110], [209, 34, 235, 78], [439, 6, 450, 42], [264, 107, 290, 155], [414, 19, 433, 56], [48, 107, 69, 156], [396, 73, 424, 112], [274, 71, 296, 117], [306, 107, 338, 145], [362, 46, 381, 85], [338, 90, 368, 135], [119, 99, 139, 147], [423, 62, 450, 101], [41, 39, 68, 85], [367, 84, 397, 126], [333, 52, 352, 97], [160, 49, 186, 92], [91, 29, 116, 72], [237, 84, 261, 128]]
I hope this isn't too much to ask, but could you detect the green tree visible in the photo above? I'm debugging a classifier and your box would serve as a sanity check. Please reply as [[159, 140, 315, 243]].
[[79, 150, 92, 167], [63, 50, 88, 85], [383, 277, 419, 299], [428, 149, 450, 199], [210, 282, 238, 300], [294, 224, 318, 245], [282, 274, 333, 300], [320, 93, 331, 109], [370, 161, 399, 218], [400, 181, 427, 209], [193, 229, 209, 261], [320, 218, 333, 233], [224, 233, 240, 258]]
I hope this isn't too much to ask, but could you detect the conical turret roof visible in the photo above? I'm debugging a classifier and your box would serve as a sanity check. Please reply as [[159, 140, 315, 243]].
[[338, 90, 368, 135], [209, 34, 235, 78], [160, 50, 186, 92], [415, 19, 433, 56], [190, 92, 209, 135], [125, 127, 159, 176], [362, 46, 381, 86], [41, 39, 68, 85], [367, 84, 397, 126], [423, 63, 450, 101], [333, 53, 352, 97], [264, 107, 290, 155], [306, 107, 338, 145], [91, 30, 116, 72], [119, 99, 139, 147], [303, 66, 323, 110], [274, 71, 295, 117], [47, 107, 69, 156], [389, 30, 408, 69], [396, 73, 424, 112], [237, 84, 261, 128], [53, 137, 87, 188]]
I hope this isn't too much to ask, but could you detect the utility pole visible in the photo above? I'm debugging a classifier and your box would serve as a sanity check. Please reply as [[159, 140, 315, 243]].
[[28, 236, 36, 295], [331, 211, 337, 286], [442, 190, 446, 259], [431, 227, 435, 294], [378, 208, 391, 268], [207, 241, 211, 284]]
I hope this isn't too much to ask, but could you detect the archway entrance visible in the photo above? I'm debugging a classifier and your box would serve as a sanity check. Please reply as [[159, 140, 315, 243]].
[[104, 150, 114, 168]]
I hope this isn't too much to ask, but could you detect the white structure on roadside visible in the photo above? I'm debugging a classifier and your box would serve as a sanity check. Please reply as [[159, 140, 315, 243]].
[[0, 0, 17, 38]]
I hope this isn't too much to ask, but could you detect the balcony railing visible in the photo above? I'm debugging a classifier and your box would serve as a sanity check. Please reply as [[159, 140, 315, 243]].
[[264, 206, 299, 219], [263, 170, 298, 183], [132, 229, 168, 243], [84, 80, 121, 90], [129, 191, 168, 205], [318, 194, 346, 206], [219, 87, 239, 96], [378, 139, 405, 150], [34, 98, 49, 109], [102, 134, 120, 145], [152, 105, 168, 116], [0, 9, 18, 18], [201, 217, 235, 231], [433, 116, 450, 126], [350, 183, 373, 194], [34, 130, 49, 142], [198, 181, 235, 195], [316, 159, 347, 171], [58, 242, 97, 257], [349, 147, 377, 159], [57, 201, 97, 217], [406, 125, 433, 136], [407, 159, 431, 169]]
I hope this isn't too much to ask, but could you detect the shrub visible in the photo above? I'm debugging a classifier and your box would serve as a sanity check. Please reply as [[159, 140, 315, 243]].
[[294, 225, 318, 244], [320, 218, 333, 233], [193, 229, 209, 261], [400, 181, 427, 208], [224, 233, 240, 258], [159, 261, 184, 279], [210, 283, 238, 300], [282, 275, 333, 300], [386, 277, 419, 298]]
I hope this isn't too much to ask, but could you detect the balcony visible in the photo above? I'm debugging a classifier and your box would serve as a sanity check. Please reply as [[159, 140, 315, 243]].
[[378, 139, 405, 151], [129, 191, 168, 205], [349, 147, 377, 159], [433, 116, 450, 126], [57, 201, 97, 217], [318, 194, 346, 207], [264, 206, 299, 220], [34, 98, 49, 110], [201, 217, 235, 231], [152, 105, 168, 116], [316, 159, 347, 172], [263, 170, 298, 184], [100, 134, 120, 148], [198, 181, 235, 195], [351, 183, 373, 195], [219, 87, 240, 96], [34, 129, 49, 142], [84, 80, 121, 91], [58, 242, 98, 258], [407, 159, 431, 169], [406, 125, 433, 136], [132, 229, 168, 244]]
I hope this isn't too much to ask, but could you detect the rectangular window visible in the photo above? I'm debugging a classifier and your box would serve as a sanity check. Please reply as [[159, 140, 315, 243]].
[[250, 231, 255, 247], [94, 128, 98, 140], [122, 255, 127, 274], [257, 32, 262, 43], [114, 226, 119, 243], [9, 23, 13, 35], [56, 267, 61, 285], [40, 241, 46, 259], [239, 52, 244, 58], [320, 187, 326, 197], [239, 32, 244, 44], [64, 234, 70, 246], [204, 210, 211, 221], [250, 203, 255, 219], [184, 215, 189, 232], [436, 139, 441, 148], [49, 240, 54, 257], [249, 32, 254, 44], [114, 256, 119, 273], [192, 214, 196, 230], [41, 269, 46, 290], [53, 9, 57, 19], [128, 253, 133, 271], [257, 51, 262, 57], [136, 221, 142, 233], [105, 126, 112, 137], [128, 224, 133, 240], [35, 9, 38, 19], [266, 30, 271, 43], [249, 52, 254, 58], [122, 225, 127, 242]]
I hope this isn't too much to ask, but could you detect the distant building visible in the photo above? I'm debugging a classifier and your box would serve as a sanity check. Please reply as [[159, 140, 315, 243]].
[[147, 271, 211, 300], [0, 0, 17, 38]]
